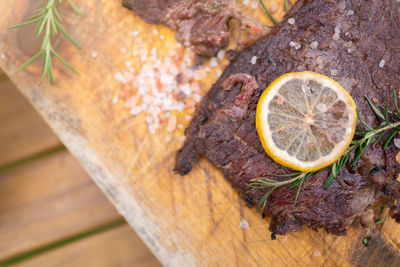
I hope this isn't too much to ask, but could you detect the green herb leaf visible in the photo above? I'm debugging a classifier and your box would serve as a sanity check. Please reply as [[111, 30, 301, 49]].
[[259, 0, 277, 24]]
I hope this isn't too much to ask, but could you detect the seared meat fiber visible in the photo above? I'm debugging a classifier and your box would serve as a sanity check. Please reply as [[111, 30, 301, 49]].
[[175, 0, 400, 235], [122, 0, 268, 57]]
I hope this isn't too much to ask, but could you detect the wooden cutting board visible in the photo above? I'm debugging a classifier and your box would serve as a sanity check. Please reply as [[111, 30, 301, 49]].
[[1, 0, 400, 266]]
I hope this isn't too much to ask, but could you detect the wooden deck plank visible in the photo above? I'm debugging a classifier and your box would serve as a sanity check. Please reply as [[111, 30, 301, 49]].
[[0, 78, 61, 167], [0, 150, 122, 260], [13, 224, 162, 267]]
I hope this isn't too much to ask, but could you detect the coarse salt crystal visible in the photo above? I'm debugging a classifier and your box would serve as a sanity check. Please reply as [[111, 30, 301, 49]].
[[217, 50, 225, 59], [177, 124, 184, 129], [160, 74, 174, 84], [120, 47, 127, 53], [112, 96, 118, 103], [250, 56, 257, 65], [289, 41, 296, 47], [270, 5, 278, 13], [346, 10, 354, 16], [379, 59, 385, 68], [166, 116, 177, 132], [179, 136, 186, 142], [1, 54, 5, 59], [160, 35, 165, 40], [394, 138, 400, 149], [153, 29, 158, 35], [316, 103, 327, 112], [334, 26, 341, 34], [185, 115, 191, 121], [243, 0, 249, 5], [91, 50, 98, 58], [333, 33, 340, 41], [210, 57, 218, 67], [310, 41, 319, 49], [331, 69, 338, 76], [250, 1, 258, 9], [114, 72, 124, 82], [288, 18, 295, 25], [149, 124, 156, 133], [194, 94, 202, 102], [313, 250, 322, 257], [125, 61, 132, 67], [239, 218, 249, 229], [294, 43, 301, 50], [131, 30, 140, 36]]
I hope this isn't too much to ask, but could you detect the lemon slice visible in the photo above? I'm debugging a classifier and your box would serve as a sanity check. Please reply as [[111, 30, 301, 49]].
[[256, 71, 357, 172]]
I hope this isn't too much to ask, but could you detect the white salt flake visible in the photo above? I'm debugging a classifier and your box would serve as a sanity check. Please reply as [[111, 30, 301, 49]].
[[112, 96, 118, 104], [346, 10, 354, 16], [289, 41, 296, 47], [250, 56, 257, 65], [178, 136, 186, 142], [333, 33, 340, 41], [209, 57, 218, 67], [91, 50, 98, 58], [288, 18, 295, 25], [310, 41, 319, 49], [316, 103, 327, 112], [379, 59, 385, 68], [131, 30, 140, 37], [160, 74, 174, 84], [125, 61, 132, 67], [1, 54, 5, 59], [331, 69, 338, 76], [177, 124, 184, 129], [185, 115, 191, 121], [250, 1, 258, 9], [153, 29, 158, 35], [120, 47, 127, 53], [160, 35, 165, 40], [294, 43, 302, 50], [243, 0, 250, 5], [217, 50, 225, 59], [239, 218, 249, 229], [394, 138, 400, 149], [114, 72, 124, 82], [334, 26, 341, 34]]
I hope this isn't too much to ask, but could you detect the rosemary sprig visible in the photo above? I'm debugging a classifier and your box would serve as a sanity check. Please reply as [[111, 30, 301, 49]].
[[259, 0, 277, 25], [248, 91, 400, 212], [7, 0, 82, 83]]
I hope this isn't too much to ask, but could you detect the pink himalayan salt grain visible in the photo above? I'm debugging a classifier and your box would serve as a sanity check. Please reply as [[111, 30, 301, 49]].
[[166, 116, 177, 132], [270, 5, 278, 13]]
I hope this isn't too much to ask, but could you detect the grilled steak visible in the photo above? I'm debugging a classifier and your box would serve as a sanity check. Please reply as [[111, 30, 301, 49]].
[[122, 0, 268, 57], [175, 0, 400, 235]]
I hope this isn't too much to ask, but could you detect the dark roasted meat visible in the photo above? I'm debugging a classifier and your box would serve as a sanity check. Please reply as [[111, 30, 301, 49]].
[[122, 0, 268, 57], [175, 0, 400, 235]]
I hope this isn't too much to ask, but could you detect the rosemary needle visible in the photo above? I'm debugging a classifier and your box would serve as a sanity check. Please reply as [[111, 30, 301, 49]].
[[7, 0, 82, 84], [259, 0, 277, 24]]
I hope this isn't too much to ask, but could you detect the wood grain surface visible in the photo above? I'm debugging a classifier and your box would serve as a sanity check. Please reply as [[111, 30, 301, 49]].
[[0, 150, 122, 260], [1, 0, 399, 266], [13, 224, 162, 267], [0, 78, 60, 167]]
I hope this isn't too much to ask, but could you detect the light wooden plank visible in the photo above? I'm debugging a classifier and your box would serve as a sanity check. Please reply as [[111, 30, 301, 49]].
[[0, 150, 122, 260], [1, 1, 399, 266], [14, 224, 162, 267], [0, 78, 61, 167]]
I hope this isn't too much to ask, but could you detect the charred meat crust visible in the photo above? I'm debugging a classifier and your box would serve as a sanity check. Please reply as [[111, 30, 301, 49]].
[[122, 0, 269, 57], [175, 0, 400, 235]]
